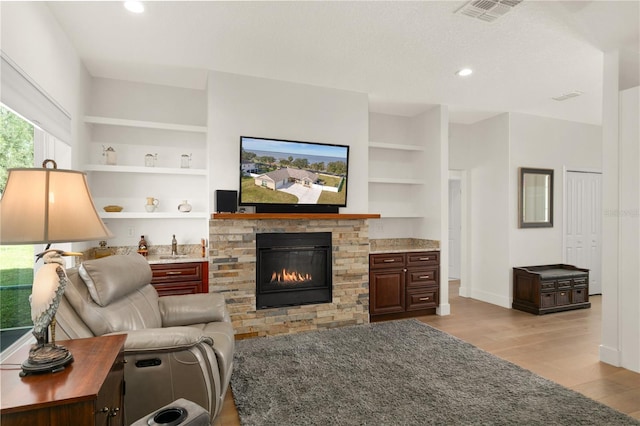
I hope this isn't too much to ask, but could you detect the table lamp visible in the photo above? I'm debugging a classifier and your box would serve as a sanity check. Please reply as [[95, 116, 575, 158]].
[[0, 159, 112, 375]]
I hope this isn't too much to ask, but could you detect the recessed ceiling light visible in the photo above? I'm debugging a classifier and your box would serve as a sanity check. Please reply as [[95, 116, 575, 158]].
[[456, 68, 473, 77], [124, 1, 144, 14]]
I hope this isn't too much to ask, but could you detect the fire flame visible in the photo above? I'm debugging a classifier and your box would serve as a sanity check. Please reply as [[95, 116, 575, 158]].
[[270, 268, 312, 283]]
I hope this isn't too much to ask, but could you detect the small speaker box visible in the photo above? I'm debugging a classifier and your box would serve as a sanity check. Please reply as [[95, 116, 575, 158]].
[[215, 190, 238, 213]]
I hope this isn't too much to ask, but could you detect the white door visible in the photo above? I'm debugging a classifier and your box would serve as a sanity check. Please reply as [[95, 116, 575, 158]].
[[448, 179, 461, 279], [565, 171, 602, 294]]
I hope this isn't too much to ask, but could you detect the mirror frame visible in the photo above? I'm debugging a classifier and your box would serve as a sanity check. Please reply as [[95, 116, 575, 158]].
[[519, 167, 554, 228]]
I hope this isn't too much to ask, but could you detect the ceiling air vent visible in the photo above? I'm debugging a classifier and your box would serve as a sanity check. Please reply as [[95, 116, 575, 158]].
[[455, 0, 524, 22], [552, 91, 584, 101]]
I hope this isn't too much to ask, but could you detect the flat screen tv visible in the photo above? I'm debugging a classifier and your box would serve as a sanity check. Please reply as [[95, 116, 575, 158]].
[[239, 136, 349, 214]]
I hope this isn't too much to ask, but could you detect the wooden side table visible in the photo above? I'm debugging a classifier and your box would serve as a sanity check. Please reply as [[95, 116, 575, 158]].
[[1, 334, 126, 426]]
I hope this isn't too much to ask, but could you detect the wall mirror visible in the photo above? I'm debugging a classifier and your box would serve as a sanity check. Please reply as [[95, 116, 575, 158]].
[[519, 167, 554, 228]]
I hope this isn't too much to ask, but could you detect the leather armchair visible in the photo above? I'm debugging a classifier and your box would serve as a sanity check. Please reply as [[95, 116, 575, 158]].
[[56, 254, 234, 424]]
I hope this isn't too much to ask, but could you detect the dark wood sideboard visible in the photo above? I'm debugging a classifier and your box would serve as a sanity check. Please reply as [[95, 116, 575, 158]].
[[513, 264, 590, 315], [1, 334, 126, 426], [150, 261, 208, 296], [369, 251, 440, 322]]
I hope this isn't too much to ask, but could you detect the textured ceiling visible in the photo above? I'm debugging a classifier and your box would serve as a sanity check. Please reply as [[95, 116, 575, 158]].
[[46, 1, 639, 125]]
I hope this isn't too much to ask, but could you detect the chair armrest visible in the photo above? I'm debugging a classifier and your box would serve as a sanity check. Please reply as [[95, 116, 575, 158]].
[[106, 327, 213, 352], [159, 292, 230, 327]]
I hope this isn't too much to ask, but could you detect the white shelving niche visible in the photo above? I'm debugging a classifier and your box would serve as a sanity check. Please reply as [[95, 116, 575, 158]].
[[85, 117, 209, 247], [368, 111, 438, 239]]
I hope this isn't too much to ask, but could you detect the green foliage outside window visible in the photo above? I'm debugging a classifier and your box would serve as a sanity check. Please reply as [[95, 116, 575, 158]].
[[1, 106, 34, 193], [0, 105, 35, 331]]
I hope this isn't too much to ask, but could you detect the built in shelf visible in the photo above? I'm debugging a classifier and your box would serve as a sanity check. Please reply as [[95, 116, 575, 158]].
[[100, 212, 209, 219], [211, 213, 381, 220], [85, 164, 207, 175], [84, 115, 207, 133], [368, 178, 425, 185], [368, 142, 424, 151]]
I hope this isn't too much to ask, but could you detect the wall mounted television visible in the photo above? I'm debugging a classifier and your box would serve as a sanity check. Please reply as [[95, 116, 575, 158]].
[[239, 136, 349, 214]]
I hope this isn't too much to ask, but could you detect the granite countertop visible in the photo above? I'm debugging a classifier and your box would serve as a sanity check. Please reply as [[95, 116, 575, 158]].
[[369, 238, 440, 254], [146, 254, 208, 265], [81, 244, 208, 264]]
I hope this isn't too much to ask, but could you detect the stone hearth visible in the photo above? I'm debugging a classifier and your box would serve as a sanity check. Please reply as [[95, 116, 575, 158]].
[[209, 216, 372, 337]]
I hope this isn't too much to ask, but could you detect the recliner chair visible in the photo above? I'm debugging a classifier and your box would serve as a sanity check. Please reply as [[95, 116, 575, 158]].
[[56, 254, 234, 424]]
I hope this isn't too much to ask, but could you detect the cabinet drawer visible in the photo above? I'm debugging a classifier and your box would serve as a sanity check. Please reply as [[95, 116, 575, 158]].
[[573, 278, 588, 287], [151, 262, 203, 284], [557, 279, 572, 290], [572, 288, 587, 303], [540, 292, 556, 308], [406, 288, 438, 310], [370, 253, 406, 270], [540, 280, 556, 291], [406, 251, 439, 267], [407, 267, 438, 287], [556, 290, 571, 306]]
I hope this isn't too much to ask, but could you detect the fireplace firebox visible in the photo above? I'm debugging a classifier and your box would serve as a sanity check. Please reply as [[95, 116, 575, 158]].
[[256, 232, 332, 310]]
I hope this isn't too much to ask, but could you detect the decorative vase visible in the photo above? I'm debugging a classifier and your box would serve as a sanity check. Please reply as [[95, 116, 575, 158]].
[[145, 197, 159, 212], [103, 146, 117, 165], [178, 200, 192, 213], [145, 153, 157, 167], [180, 154, 192, 168]]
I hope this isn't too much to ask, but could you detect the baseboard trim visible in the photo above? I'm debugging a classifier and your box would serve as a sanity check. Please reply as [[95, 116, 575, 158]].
[[599, 344, 622, 367]]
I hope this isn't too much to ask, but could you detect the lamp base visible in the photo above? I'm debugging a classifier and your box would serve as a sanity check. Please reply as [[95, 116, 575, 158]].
[[20, 343, 74, 377]]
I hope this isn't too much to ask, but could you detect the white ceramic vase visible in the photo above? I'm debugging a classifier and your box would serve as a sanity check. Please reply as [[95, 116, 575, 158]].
[[178, 200, 192, 213]]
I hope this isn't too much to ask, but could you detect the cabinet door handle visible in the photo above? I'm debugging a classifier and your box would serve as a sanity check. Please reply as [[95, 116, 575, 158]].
[[166, 271, 183, 275], [419, 257, 431, 261], [419, 297, 431, 301], [418, 275, 429, 279], [383, 259, 395, 263], [110, 407, 120, 417]]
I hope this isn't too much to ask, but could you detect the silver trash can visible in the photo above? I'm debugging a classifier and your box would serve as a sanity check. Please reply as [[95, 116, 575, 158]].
[[130, 398, 210, 426]]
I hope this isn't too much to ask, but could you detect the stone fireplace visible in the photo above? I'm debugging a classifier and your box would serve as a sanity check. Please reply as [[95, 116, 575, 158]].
[[209, 214, 374, 338], [256, 232, 332, 310]]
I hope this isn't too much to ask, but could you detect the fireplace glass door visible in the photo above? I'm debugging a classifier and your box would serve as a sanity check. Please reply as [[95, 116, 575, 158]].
[[256, 232, 332, 309]]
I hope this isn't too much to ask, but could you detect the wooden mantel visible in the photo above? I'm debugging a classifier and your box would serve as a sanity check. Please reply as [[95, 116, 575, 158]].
[[211, 213, 380, 220]]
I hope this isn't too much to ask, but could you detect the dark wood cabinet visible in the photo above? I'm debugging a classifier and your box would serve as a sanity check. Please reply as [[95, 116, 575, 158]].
[[1, 335, 126, 426], [512, 264, 590, 315], [150, 261, 209, 296], [370, 251, 439, 321]]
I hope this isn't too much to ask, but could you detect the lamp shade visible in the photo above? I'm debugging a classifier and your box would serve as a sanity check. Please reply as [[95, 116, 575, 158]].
[[0, 163, 112, 244]]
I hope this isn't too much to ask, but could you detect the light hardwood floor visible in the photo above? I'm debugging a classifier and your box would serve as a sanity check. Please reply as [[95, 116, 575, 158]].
[[215, 281, 640, 425]]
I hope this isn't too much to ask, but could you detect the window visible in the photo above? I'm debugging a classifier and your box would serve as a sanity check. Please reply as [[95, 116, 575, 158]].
[[0, 54, 73, 355], [0, 105, 35, 351]]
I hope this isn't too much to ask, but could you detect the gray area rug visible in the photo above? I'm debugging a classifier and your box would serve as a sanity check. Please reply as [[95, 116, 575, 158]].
[[231, 319, 639, 425]]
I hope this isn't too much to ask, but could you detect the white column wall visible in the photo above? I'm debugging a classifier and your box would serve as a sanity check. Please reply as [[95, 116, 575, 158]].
[[601, 61, 640, 373], [449, 114, 511, 307]]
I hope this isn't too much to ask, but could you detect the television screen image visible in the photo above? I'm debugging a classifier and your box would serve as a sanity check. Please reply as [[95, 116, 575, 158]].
[[239, 136, 349, 210]]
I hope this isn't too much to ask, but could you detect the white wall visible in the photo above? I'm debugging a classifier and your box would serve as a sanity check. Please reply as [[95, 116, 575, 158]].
[[207, 71, 369, 213], [618, 86, 639, 372], [601, 39, 639, 373], [450, 112, 602, 309], [1, 2, 91, 168], [600, 50, 640, 372], [450, 114, 511, 307], [508, 113, 601, 267]]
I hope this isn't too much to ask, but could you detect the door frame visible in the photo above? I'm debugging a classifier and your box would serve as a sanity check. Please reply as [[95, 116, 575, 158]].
[[562, 166, 602, 294], [449, 170, 469, 297]]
